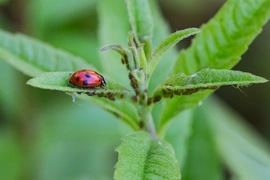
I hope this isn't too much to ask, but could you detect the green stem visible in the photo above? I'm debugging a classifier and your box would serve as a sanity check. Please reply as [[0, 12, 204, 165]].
[[140, 106, 157, 139], [145, 112, 157, 139]]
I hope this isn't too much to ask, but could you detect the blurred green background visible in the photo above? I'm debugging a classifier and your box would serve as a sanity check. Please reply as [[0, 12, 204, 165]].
[[0, 0, 269, 179]]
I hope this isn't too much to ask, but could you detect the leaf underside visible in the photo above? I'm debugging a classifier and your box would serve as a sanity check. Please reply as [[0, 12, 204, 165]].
[[114, 131, 180, 180]]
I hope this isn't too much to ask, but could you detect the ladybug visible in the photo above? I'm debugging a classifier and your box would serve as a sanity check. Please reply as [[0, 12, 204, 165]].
[[69, 69, 106, 88]]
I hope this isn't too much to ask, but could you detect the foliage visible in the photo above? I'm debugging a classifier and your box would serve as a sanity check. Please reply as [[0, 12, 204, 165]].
[[115, 131, 180, 180], [0, 0, 269, 179]]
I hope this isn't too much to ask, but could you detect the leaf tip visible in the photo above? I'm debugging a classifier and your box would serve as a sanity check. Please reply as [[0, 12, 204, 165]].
[[255, 76, 268, 83], [26, 79, 32, 86], [192, 27, 201, 31], [100, 46, 108, 51]]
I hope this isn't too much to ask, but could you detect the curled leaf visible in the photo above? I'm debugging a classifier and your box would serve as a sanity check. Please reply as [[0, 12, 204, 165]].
[[101, 43, 135, 70], [100, 44, 130, 58]]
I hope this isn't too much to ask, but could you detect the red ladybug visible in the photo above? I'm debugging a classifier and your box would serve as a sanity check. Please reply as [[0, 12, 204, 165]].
[[69, 69, 106, 88]]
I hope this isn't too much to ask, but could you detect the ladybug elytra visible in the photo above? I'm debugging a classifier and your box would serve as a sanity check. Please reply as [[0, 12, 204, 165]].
[[69, 69, 106, 88]]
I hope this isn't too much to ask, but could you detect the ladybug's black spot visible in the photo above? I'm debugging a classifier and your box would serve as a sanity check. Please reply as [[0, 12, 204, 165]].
[[83, 80, 88, 85], [85, 73, 91, 78], [76, 77, 80, 81]]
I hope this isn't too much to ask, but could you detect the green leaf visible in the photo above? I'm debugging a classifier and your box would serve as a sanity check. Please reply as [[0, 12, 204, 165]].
[[153, 69, 267, 100], [147, 28, 201, 77], [115, 131, 180, 180], [0, 29, 139, 131], [181, 107, 222, 180], [27, 72, 130, 97], [125, 0, 153, 41], [27, 72, 140, 130], [203, 96, 270, 180], [155, 69, 267, 133], [160, 0, 270, 134], [0, 29, 93, 77], [174, 0, 270, 75]]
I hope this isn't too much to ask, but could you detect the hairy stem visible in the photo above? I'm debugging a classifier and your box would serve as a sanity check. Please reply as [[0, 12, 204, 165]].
[[145, 111, 157, 139], [139, 105, 157, 139]]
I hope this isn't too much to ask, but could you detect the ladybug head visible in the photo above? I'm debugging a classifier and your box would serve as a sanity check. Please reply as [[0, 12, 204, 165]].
[[100, 74, 106, 87]]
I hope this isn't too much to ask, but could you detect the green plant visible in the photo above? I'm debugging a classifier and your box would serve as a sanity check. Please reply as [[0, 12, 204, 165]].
[[0, 0, 269, 179]]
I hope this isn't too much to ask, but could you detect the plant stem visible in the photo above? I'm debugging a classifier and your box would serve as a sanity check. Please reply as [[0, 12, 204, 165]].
[[141, 107, 157, 139]]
